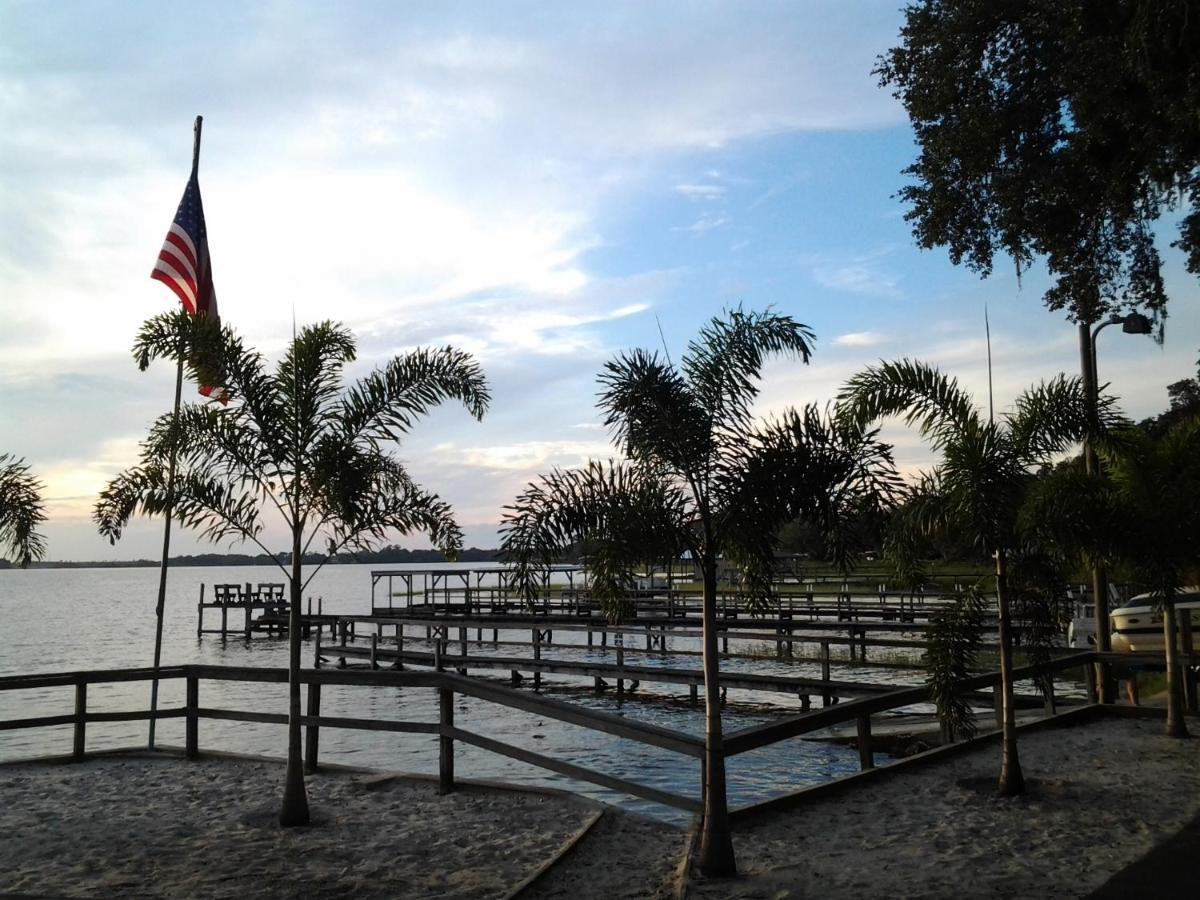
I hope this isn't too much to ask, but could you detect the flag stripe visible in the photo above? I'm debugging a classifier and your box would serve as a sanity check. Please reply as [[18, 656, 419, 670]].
[[151, 168, 226, 401], [163, 227, 198, 273], [155, 247, 198, 293], [150, 268, 198, 314]]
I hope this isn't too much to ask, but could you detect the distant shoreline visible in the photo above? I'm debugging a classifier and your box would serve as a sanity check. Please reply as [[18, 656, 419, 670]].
[[1, 547, 504, 570]]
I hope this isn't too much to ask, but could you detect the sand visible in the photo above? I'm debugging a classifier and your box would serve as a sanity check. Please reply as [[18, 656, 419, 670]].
[[688, 716, 1200, 899], [0, 753, 684, 899], [2, 717, 1197, 899]]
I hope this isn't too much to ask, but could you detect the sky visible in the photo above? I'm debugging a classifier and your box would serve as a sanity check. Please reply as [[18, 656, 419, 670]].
[[2, 1, 1197, 562]]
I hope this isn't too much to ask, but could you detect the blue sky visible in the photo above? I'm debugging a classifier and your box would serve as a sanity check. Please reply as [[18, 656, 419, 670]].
[[2, 1, 1197, 560]]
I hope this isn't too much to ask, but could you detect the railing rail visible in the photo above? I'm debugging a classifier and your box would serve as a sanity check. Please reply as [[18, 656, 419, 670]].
[[0, 653, 1099, 816]]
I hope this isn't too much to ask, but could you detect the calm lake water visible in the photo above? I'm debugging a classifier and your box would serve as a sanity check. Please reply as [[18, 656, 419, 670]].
[[0, 562, 906, 820]]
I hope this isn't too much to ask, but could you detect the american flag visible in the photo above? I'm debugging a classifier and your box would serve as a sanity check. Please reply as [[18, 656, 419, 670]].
[[151, 171, 227, 400]]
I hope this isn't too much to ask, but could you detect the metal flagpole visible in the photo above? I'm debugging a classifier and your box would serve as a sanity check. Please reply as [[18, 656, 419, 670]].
[[148, 115, 203, 748]]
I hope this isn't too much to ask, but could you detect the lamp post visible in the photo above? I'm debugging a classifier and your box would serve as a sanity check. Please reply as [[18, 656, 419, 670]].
[[1080, 311, 1153, 702]]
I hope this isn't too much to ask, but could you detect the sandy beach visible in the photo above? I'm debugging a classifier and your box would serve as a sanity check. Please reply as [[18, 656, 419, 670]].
[[689, 715, 1200, 899], [0, 752, 684, 899], [1, 715, 1196, 899]]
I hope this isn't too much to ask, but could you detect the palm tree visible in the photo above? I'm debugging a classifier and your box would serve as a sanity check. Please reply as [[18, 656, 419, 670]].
[[95, 311, 488, 825], [0, 454, 47, 567], [839, 360, 1108, 795], [1106, 419, 1200, 737], [501, 309, 899, 876], [1025, 416, 1200, 736]]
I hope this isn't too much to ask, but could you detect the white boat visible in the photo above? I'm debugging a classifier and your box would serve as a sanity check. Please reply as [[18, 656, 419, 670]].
[[1109, 588, 1200, 654]]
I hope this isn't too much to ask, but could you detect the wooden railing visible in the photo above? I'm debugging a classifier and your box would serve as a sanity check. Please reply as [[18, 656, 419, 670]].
[[0, 653, 1099, 818]]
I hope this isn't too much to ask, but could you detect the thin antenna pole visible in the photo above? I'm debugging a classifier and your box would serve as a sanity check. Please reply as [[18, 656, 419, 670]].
[[148, 115, 202, 749], [655, 314, 674, 367], [985, 304, 995, 425]]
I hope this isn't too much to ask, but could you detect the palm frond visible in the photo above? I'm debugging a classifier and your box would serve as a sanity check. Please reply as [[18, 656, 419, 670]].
[[838, 358, 980, 449], [924, 585, 986, 741], [680, 307, 814, 435], [1007, 375, 1127, 460], [499, 460, 688, 621], [598, 348, 711, 477], [339, 345, 489, 445], [0, 454, 47, 566]]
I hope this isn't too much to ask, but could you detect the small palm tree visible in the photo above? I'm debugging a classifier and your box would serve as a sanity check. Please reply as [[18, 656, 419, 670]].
[[1027, 417, 1200, 736], [501, 309, 899, 876], [0, 454, 47, 567], [840, 360, 1108, 795], [1110, 419, 1200, 737], [95, 311, 488, 825]]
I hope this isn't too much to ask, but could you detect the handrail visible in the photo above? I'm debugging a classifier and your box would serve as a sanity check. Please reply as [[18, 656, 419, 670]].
[[0, 652, 1096, 818], [724, 651, 1094, 756]]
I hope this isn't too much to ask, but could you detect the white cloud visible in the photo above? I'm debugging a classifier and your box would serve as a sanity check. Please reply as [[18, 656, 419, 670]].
[[676, 215, 728, 234], [674, 183, 725, 200], [833, 331, 887, 348]]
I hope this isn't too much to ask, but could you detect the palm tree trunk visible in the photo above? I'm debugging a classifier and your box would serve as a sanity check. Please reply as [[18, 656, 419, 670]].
[[1162, 599, 1189, 739], [280, 532, 310, 826], [696, 552, 736, 877], [994, 550, 1025, 796]]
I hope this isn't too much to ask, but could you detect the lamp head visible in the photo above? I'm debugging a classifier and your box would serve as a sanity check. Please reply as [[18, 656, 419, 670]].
[[1121, 312, 1153, 335]]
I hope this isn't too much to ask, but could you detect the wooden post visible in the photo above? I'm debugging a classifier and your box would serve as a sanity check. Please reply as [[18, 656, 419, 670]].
[[533, 629, 542, 689], [370, 633, 379, 670], [1084, 659, 1097, 704], [993, 682, 1004, 729], [314, 631, 322, 669], [396, 625, 405, 670], [435, 637, 444, 671], [185, 675, 198, 759], [616, 636, 625, 695], [856, 715, 874, 770], [244, 604, 252, 640], [689, 683, 698, 705], [1042, 675, 1057, 716], [1181, 615, 1197, 714], [304, 682, 321, 773], [820, 641, 831, 707], [220, 605, 227, 639], [196, 583, 205, 638], [438, 686, 454, 795], [73, 681, 87, 761]]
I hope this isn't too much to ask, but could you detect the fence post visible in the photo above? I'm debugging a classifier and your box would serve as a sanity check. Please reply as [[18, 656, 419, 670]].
[[197, 583, 205, 638], [856, 715, 874, 770], [438, 685, 455, 794], [73, 680, 87, 761], [533, 629, 542, 689], [820, 641, 831, 707], [185, 675, 198, 759], [370, 633, 379, 670], [1083, 658, 1097, 704], [305, 682, 321, 774], [1180, 615, 1197, 714]]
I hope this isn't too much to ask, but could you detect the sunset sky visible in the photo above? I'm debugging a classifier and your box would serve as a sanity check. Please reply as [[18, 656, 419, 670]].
[[2, 1, 1197, 561]]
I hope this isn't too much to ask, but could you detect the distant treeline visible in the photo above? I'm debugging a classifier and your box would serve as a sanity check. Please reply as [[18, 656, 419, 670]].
[[6, 544, 505, 570]]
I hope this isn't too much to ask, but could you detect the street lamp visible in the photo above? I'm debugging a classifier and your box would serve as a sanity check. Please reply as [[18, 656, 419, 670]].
[[1081, 310, 1153, 702]]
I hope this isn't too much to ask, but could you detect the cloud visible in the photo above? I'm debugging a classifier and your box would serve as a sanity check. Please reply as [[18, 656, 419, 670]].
[[674, 184, 725, 200], [833, 331, 888, 348], [812, 263, 902, 299], [675, 215, 728, 234]]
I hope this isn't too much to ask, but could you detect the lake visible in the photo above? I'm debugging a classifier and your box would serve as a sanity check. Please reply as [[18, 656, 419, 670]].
[[0, 561, 894, 820]]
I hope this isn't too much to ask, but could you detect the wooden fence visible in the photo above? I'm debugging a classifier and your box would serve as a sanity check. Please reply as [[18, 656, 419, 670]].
[[0, 652, 1099, 819]]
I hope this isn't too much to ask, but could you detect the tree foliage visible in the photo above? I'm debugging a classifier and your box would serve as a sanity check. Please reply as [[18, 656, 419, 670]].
[[877, 1, 1200, 327], [501, 307, 900, 876], [95, 310, 488, 824], [0, 454, 47, 567], [840, 359, 1114, 793]]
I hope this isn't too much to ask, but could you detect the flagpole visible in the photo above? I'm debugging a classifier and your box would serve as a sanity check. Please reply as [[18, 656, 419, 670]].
[[148, 115, 202, 749]]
